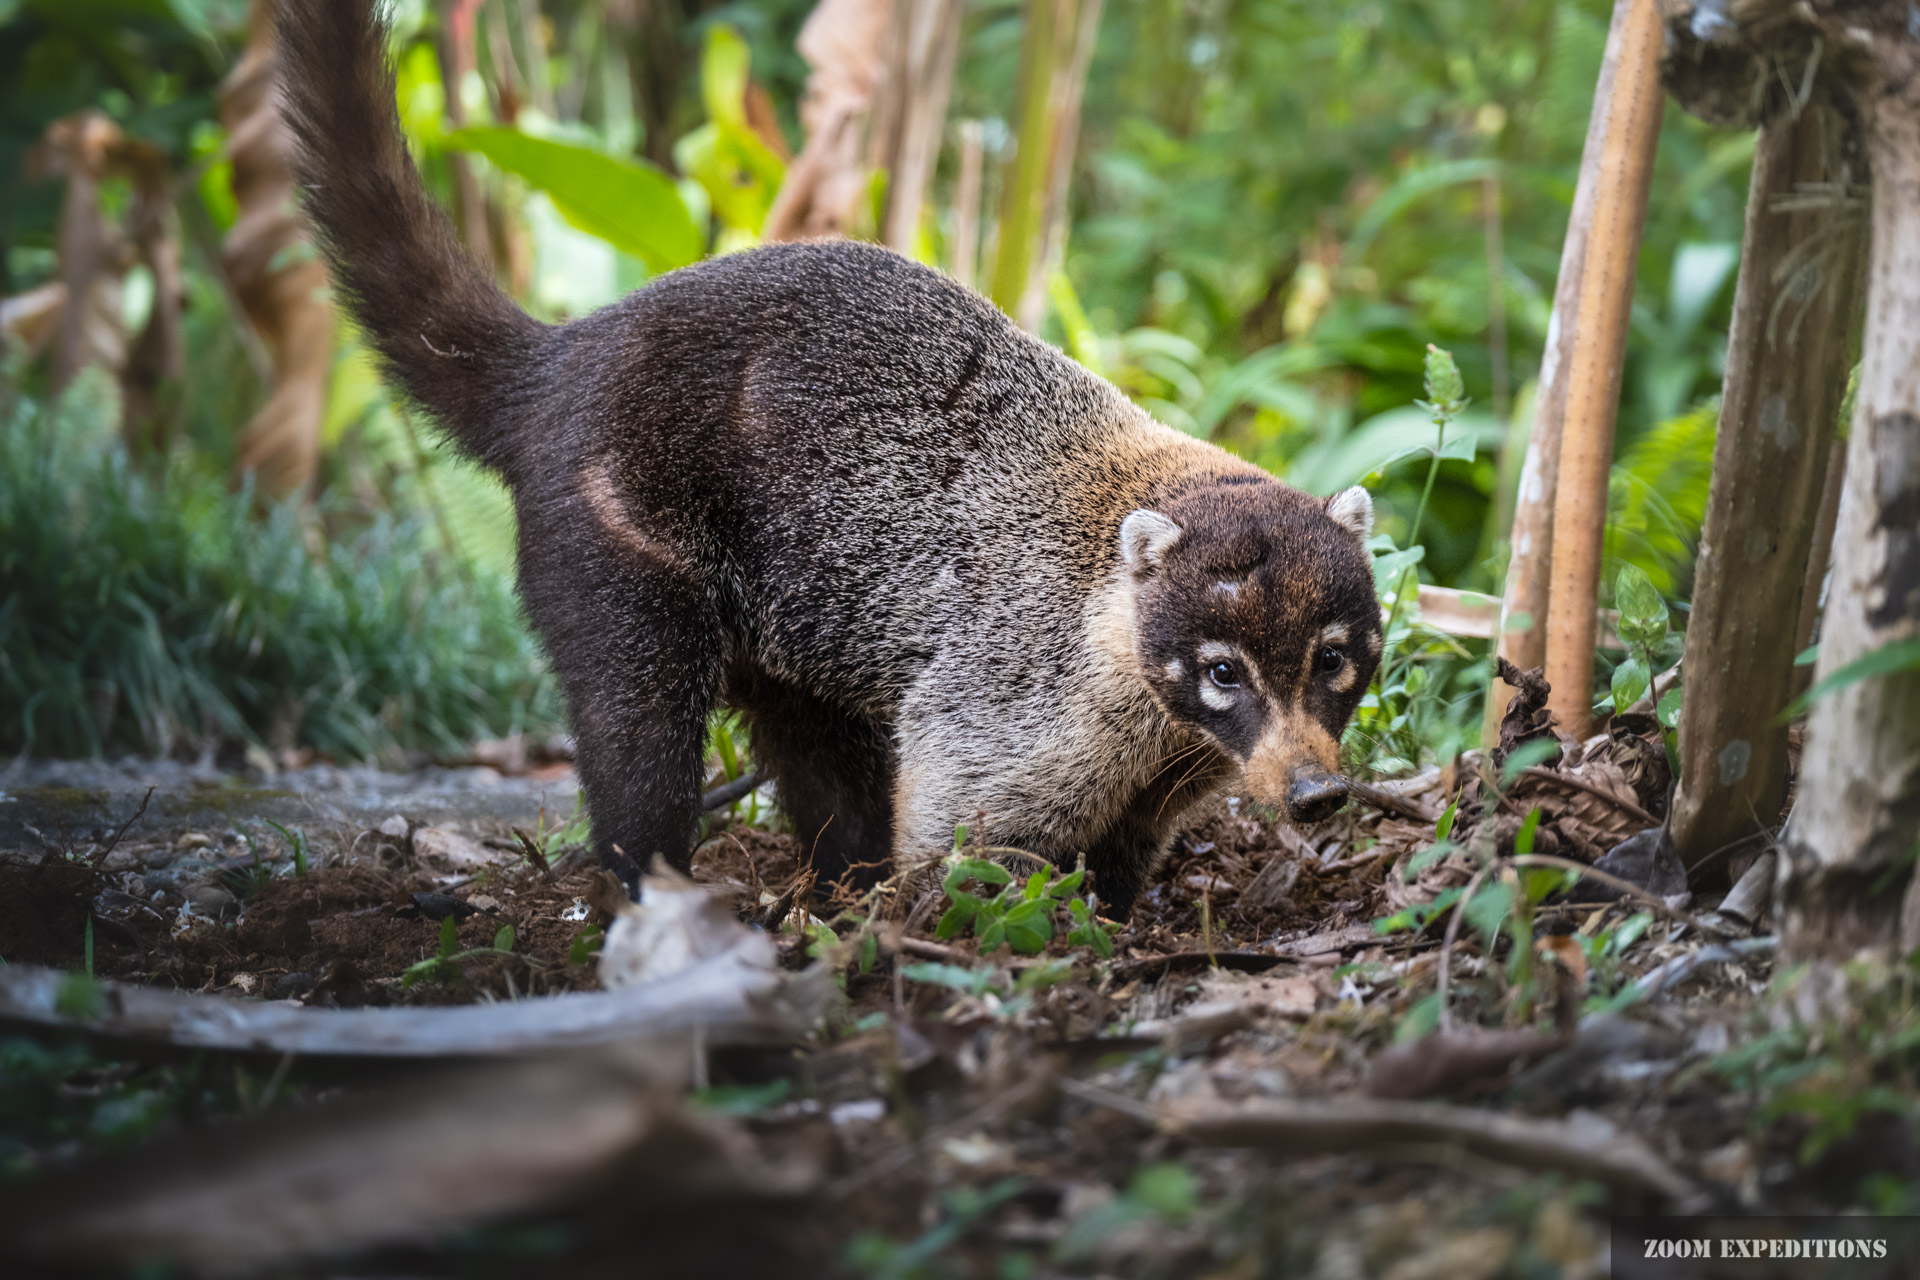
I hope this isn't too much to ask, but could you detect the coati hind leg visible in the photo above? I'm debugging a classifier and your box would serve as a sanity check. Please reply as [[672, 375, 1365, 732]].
[[730, 670, 896, 890], [519, 536, 722, 893]]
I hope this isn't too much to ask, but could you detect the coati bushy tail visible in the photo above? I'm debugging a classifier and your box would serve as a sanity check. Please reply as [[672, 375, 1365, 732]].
[[276, 0, 547, 470]]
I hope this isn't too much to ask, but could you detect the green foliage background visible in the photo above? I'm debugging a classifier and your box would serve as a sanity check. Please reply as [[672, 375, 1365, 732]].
[[0, 0, 1745, 763]]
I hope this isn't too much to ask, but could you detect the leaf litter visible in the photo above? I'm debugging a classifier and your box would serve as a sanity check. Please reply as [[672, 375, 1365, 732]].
[[0, 685, 1868, 1276]]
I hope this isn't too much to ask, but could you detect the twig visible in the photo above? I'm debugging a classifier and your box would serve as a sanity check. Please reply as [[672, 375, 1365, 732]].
[[1518, 766, 1658, 828], [87, 785, 155, 869], [1509, 854, 1716, 935], [508, 827, 552, 881], [1167, 1097, 1695, 1199], [1435, 850, 1720, 1030], [1346, 779, 1440, 824], [701, 771, 762, 812], [829, 1069, 1052, 1198], [882, 933, 975, 966], [1622, 936, 1777, 1005], [1059, 1075, 1156, 1123], [1436, 859, 1498, 1032]]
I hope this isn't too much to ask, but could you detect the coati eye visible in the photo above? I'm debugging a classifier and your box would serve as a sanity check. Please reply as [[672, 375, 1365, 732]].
[[1207, 662, 1240, 689], [1318, 646, 1346, 674]]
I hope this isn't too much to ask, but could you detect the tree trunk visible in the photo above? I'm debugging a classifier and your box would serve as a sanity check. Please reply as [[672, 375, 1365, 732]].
[[1543, 0, 1666, 738], [871, 0, 964, 254], [1670, 96, 1868, 870], [222, 0, 336, 499], [1658, 0, 1920, 958], [1783, 43, 1920, 959], [1487, 0, 1657, 741]]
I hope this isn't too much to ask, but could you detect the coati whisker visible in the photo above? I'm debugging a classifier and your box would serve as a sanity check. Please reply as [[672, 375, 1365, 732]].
[[278, 0, 1383, 918]]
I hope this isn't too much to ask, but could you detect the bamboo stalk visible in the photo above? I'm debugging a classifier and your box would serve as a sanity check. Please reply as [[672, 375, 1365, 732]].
[[951, 119, 984, 288], [1543, 0, 1666, 736], [1485, 0, 1647, 741]]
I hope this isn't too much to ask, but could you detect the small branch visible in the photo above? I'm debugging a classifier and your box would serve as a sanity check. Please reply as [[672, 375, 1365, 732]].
[[1517, 767, 1659, 828], [1346, 779, 1440, 824], [1509, 854, 1716, 934], [1166, 1096, 1696, 1199], [86, 785, 155, 869], [701, 771, 762, 812]]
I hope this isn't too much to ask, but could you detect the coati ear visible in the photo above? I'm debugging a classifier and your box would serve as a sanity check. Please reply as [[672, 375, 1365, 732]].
[[1325, 486, 1374, 540], [1119, 509, 1183, 577]]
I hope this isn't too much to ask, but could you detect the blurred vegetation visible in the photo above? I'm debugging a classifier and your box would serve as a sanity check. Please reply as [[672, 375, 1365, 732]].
[[0, 0, 1748, 767]]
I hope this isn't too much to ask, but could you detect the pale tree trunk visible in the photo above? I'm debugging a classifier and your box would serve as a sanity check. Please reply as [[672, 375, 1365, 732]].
[[762, 0, 891, 242], [1543, 0, 1666, 737], [1487, 0, 1660, 740], [870, 0, 965, 254], [1669, 96, 1868, 870], [222, 0, 336, 499], [1787, 46, 1920, 958], [1660, 0, 1920, 957], [987, 0, 1105, 331]]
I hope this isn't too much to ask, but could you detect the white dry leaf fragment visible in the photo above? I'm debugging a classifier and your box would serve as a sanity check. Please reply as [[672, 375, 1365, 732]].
[[410, 827, 510, 871], [1200, 969, 1319, 1019], [828, 1098, 886, 1127], [597, 872, 779, 990], [559, 897, 590, 923]]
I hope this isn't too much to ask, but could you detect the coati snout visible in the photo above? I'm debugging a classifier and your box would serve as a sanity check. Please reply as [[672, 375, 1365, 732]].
[[1125, 482, 1382, 828], [280, 0, 1390, 918]]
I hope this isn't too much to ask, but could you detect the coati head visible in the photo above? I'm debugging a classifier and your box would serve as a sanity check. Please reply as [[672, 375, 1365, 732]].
[[1123, 479, 1381, 824]]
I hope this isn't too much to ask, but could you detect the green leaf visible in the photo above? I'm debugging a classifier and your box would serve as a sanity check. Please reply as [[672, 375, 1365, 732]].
[[444, 126, 702, 274], [1371, 544, 1425, 595], [1050, 868, 1085, 897], [437, 915, 459, 959], [1794, 644, 1820, 667], [976, 918, 1008, 954], [858, 932, 878, 974], [934, 903, 976, 939], [1024, 870, 1050, 900], [900, 961, 998, 994], [952, 823, 971, 850], [1462, 880, 1514, 946], [1002, 899, 1055, 955], [1514, 806, 1543, 856], [568, 927, 603, 965], [1404, 841, 1456, 879], [1781, 637, 1920, 720], [1435, 800, 1458, 843], [951, 857, 1012, 887], [1656, 686, 1683, 729], [1498, 737, 1560, 783], [1610, 655, 1651, 714], [1613, 564, 1669, 644], [691, 1079, 793, 1116], [493, 924, 515, 952]]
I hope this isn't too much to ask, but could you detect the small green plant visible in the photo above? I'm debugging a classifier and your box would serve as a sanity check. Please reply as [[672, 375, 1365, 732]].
[[263, 820, 310, 878], [401, 918, 516, 988], [1711, 955, 1920, 1186], [846, 1178, 1030, 1280], [900, 958, 1075, 1022], [1054, 1163, 1201, 1264], [567, 926, 604, 965], [1351, 344, 1486, 775], [1605, 563, 1678, 718], [934, 835, 1119, 958]]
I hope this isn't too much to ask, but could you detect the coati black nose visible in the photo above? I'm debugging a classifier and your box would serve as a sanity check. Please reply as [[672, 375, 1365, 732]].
[[1286, 769, 1348, 824]]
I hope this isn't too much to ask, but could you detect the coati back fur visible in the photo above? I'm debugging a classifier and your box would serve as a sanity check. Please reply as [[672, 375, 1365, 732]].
[[278, 0, 1384, 916]]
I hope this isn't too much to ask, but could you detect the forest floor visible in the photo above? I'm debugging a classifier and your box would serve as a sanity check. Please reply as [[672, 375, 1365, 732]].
[[0, 707, 1906, 1278]]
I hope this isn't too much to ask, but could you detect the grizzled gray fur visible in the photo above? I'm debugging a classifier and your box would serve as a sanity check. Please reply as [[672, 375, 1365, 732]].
[[279, 0, 1384, 915]]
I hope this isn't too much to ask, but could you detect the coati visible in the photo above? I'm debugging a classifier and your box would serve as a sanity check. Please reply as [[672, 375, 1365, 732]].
[[279, 0, 1384, 916]]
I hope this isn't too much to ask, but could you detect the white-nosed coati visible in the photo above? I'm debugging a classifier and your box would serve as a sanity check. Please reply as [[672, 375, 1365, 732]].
[[280, 0, 1384, 916]]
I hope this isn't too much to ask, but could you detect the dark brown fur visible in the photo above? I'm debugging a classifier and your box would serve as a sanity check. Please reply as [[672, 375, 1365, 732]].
[[278, 0, 1382, 915]]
